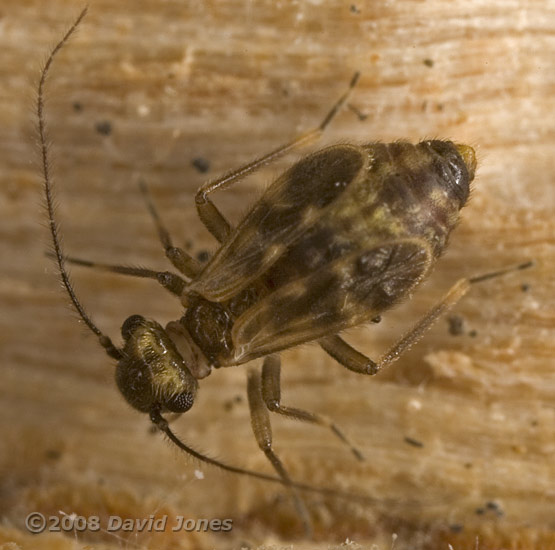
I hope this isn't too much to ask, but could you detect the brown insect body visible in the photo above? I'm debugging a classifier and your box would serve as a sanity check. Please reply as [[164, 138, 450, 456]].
[[176, 140, 476, 367], [116, 139, 476, 417]]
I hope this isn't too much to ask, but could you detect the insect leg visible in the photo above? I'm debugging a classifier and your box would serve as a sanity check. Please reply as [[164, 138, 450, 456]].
[[261, 355, 364, 461], [320, 334, 381, 375], [139, 181, 202, 278], [48, 252, 187, 298], [195, 72, 361, 243], [320, 261, 534, 375], [246, 367, 313, 537]]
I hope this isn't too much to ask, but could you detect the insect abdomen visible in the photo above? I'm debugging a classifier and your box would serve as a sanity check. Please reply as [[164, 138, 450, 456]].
[[229, 140, 475, 361], [263, 140, 473, 292], [339, 140, 473, 259]]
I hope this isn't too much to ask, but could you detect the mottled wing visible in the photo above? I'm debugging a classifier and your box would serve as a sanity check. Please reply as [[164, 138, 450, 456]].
[[189, 145, 368, 301], [231, 239, 432, 363]]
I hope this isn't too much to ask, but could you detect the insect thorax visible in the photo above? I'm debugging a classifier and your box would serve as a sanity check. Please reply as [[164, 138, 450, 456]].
[[182, 287, 260, 367]]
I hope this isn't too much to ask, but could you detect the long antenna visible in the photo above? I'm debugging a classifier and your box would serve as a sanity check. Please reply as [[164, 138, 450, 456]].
[[38, 7, 121, 360], [151, 409, 397, 505]]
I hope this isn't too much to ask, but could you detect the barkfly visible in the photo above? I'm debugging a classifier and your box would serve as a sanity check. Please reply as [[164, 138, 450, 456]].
[[39, 9, 532, 536]]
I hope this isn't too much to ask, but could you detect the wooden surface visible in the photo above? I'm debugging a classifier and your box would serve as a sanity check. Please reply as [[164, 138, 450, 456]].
[[0, 1, 554, 548]]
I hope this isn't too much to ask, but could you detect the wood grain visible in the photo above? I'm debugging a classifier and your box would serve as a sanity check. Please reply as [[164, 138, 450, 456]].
[[0, 1, 553, 548]]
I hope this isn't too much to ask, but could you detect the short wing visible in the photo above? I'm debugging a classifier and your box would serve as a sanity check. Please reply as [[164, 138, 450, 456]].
[[231, 239, 432, 363], [189, 145, 368, 301]]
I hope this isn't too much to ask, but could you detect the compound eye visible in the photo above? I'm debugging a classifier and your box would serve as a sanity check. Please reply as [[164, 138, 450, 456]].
[[164, 392, 196, 413], [121, 315, 146, 340]]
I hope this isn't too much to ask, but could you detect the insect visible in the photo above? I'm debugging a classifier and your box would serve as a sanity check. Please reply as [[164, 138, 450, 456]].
[[39, 9, 532, 536]]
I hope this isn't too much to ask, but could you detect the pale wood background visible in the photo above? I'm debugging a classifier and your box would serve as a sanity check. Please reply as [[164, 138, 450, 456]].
[[0, 1, 554, 549]]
